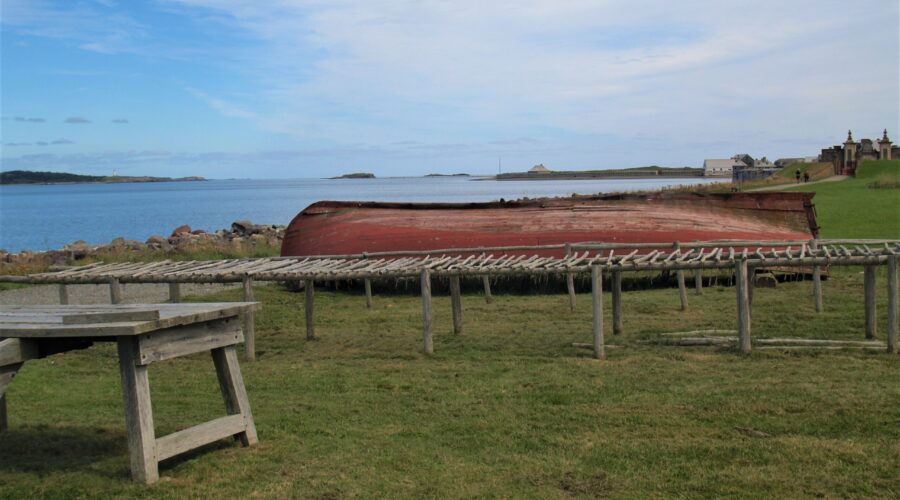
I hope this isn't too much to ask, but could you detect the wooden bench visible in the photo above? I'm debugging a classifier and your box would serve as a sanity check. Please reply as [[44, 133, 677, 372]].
[[0, 302, 259, 484]]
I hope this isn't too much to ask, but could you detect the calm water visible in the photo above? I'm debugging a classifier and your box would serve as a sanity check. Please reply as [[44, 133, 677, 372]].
[[0, 176, 721, 252]]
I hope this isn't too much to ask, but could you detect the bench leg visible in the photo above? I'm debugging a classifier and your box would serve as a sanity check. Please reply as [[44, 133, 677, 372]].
[[212, 346, 258, 446], [117, 337, 159, 484]]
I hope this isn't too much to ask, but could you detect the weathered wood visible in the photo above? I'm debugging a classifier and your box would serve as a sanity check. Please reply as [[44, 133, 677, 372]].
[[211, 345, 258, 447], [117, 336, 158, 484], [450, 275, 462, 335], [241, 276, 256, 361], [864, 265, 877, 339], [155, 414, 246, 462], [0, 338, 40, 367], [364, 278, 373, 309], [659, 329, 737, 337], [168, 282, 181, 303], [612, 270, 623, 336], [63, 309, 160, 325], [888, 255, 898, 354], [421, 270, 433, 354], [109, 277, 123, 304], [674, 242, 688, 310], [735, 259, 752, 353], [591, 264, 605, 360], [482, 275, 493, 303], [58, 284, 69, 305], [137, 317, 243, 365], [305, 279, 316, 340], [810, 240, 823, 312], [747, 265, 756, 310], [693, 269, 702, 295], [566, 273, 576, 311]]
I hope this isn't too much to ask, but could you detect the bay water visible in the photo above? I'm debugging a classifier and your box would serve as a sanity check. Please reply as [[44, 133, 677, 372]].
[[0, 176, 721, 253]]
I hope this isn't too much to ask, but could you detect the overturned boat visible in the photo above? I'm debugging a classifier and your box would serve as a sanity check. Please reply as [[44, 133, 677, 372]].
[[280, 192, 818, 257]]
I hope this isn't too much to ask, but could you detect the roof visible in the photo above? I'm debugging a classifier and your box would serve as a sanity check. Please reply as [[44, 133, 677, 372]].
[[703, 159, 747, 169], [529, 164, 551, 173]]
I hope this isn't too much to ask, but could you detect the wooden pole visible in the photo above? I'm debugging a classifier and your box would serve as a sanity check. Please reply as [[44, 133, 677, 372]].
[[864, 265, 876, 340], [168, 282, 181, 303], [674, 242, 688, 311], [810, 239, 823, 312], [421, 270, 433, 355], [735, 259, 751, 353], [612, 270, 623, 336], [591, 264, 605, 360], [109, 277, 123, 304], [364, 278, 373, 309], [566, 243, 576, 312], [888, 255, 897, 354], [58, 284, 69, 305], [304, 279, 316, 340], [747, 265, 755, 310], [482, 275, 493, 304], [694, 269, 702, 295], [450, 275, 462, 335], [242, 276, 256, 361]]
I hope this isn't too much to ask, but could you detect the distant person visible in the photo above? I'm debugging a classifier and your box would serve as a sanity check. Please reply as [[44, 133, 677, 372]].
[[795, 168, 801, 184], [803, 171, 810, 183]]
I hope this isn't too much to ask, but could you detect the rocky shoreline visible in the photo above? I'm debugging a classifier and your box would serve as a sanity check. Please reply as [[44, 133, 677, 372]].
[[1, 220, 286, 271]]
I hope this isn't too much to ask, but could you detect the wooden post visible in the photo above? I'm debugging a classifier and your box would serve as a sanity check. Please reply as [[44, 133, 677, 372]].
[[421, 270, 433, 355], [674, 242, 688, 310], [482, 275, 493, 304], [565, 243, 576, 312], [888, 255, 897, 354], [117, 336, 159, 484], [735, 259, 752, 353], [810, 239, 823, 312], [591, 264, 605, 360], [864, 265, 877, 340], [305, 279, 316, 340], [747, 265, 755, 310], [109, 277, 123, 304], [612, 270, 623, 336], [241, 276, 256, 361], [58, 284, 69, 305], [364, 278, 373, 309], [168, 282, 181, 303], [693, 269, 702, 295], [211, 346, 258, 447], [450, 275, 462, 335]]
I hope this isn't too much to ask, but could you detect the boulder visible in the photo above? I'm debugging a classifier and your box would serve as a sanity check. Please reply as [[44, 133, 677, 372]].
[[146, 235, 167, 246], [231, 220, 255, 236], [170, 224, 192, 237]]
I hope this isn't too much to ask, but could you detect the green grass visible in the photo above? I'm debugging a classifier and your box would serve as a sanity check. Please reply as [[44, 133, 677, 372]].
[[783, 160, 900, 239], [2, 269, 898, 497]]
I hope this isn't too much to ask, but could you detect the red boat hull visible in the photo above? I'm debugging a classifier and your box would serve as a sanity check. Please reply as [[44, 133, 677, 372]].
[[281, 192, 818, 257]]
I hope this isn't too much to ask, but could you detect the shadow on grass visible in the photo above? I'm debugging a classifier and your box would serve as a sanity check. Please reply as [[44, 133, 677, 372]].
[[0, 425, 126, 477]]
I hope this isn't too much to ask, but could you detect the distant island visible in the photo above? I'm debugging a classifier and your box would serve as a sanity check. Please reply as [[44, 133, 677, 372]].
[[424, 173, 470, 177], [330, 172, 376, 179], [492, 165, 704, 181], [0, 170, 206, 185]]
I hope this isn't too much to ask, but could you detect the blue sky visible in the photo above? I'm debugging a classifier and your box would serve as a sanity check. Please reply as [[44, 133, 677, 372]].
[[1, 0, 898, 178]]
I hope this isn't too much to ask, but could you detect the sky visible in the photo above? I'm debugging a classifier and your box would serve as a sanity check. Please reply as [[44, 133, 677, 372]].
[[1, 0, 898, 179]]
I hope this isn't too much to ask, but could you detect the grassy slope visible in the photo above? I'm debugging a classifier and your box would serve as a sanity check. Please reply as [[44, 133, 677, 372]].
[[785, 160, 900, 238]]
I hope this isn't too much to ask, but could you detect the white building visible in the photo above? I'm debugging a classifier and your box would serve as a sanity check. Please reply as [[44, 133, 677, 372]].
[[703, 158, 747, 177]]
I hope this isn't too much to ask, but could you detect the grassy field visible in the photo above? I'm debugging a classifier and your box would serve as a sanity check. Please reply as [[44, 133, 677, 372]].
[[1, 268, 898, 497], [783, 160, 900, 239], [1, 160, 898, 497]]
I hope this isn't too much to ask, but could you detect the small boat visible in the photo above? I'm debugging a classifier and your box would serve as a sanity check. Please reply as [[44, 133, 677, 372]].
[[280, 192, 818, 257]]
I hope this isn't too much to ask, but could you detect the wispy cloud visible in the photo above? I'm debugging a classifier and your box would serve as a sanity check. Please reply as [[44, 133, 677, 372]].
[[64, 116, 91, 124], [51, 138, 74, 144], [111, 118, 129, 124]]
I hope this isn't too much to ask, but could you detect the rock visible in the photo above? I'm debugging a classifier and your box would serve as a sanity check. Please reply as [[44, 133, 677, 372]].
[[191, 229, 206, 235], [146, 235, 167, 246], [110, 237, 126, 247], [232, 220, 255, 236], [170, 224, 192, 237]]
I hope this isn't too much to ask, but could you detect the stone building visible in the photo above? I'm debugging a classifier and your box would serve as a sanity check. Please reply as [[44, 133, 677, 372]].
[[820, 129, 895, 176]]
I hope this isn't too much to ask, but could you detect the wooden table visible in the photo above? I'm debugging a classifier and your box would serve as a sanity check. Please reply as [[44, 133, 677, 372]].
[[0, 302, 259, 484]]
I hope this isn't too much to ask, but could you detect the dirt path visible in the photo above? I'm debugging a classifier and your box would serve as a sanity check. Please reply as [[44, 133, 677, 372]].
[[750, 175, 848, 192], [0, 282, 238, 306]]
